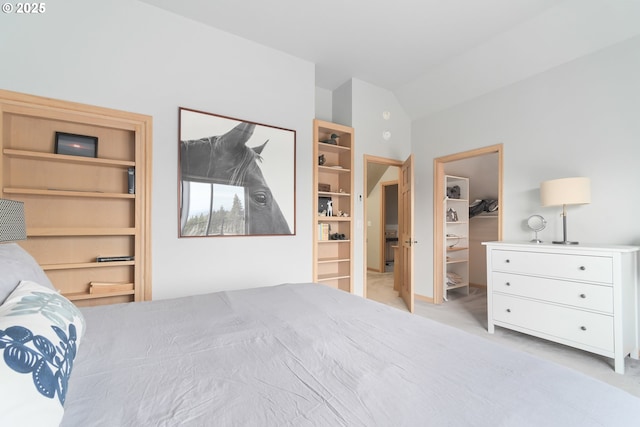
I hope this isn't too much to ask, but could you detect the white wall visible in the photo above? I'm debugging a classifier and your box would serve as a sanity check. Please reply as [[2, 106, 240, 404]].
[[315, 87, 333, 123], [412, 35, 640, 297], [0, 0, 316, 299]]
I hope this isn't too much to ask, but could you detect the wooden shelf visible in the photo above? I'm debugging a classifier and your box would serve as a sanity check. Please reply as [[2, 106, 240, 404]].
[[42, 261, 135, 270], [318, 165, 351, 174], [316, 216, 351, 222], [317, 143, 351, 153], [3, 148, 135, 167], [317, 274, 351, 282], [4, 187, 135, 199], [447, 247, 469, 252], [313, 119, 354, 294], [1, 89, 152, 306], [28, 227, 136, 236], [65, 290, 135, 301], [318, 191, 350, 197], [317, 257, 351, 263]]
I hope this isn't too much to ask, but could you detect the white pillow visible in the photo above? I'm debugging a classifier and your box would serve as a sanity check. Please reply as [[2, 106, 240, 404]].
[[0, 243, 56, 304], [0, 281, 85, 427]]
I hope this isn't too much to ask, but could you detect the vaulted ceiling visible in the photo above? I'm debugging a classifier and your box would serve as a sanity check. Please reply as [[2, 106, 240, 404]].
[[141, 0, 640, 119]]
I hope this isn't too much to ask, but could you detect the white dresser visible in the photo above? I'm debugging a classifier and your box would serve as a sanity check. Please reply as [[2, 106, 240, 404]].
[[483, 241, 639, 374]]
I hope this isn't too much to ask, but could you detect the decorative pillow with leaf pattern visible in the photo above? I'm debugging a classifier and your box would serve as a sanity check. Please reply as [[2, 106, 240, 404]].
[[0, 280, 85, 426]]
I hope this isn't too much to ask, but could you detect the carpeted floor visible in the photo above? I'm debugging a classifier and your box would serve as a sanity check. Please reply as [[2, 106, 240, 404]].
[[366, 270, 640, 398]]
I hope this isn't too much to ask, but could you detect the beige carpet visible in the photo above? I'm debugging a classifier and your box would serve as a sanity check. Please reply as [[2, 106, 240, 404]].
[[366, 271, 640, 398]]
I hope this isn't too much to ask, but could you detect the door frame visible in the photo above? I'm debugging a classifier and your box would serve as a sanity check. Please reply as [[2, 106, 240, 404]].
[[433, 144, 503, 304], [363, 155, 403, 299]]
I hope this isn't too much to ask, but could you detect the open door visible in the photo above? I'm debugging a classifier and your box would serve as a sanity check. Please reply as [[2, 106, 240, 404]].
[[399, 154, 415, 313]]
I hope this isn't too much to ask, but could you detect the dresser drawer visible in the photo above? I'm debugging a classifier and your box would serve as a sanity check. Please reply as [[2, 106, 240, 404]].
[[492, 294, 613, 352], [491, 250, 613, 283], [492, 272, 613, 313]]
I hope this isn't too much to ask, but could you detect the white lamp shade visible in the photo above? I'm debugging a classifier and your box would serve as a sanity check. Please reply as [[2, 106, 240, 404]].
[[540, 177, 591, 207]]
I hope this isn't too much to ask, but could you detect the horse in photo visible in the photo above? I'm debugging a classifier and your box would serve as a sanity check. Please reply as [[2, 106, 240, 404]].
[[180, 121, 291, 235]]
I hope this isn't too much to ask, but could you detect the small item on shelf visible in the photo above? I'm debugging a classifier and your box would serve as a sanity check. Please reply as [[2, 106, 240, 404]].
[[318, 196, 332, 214], [446, 185, 460, 199], [128, 167, 135, 194], [317, 223, 330, 240], [446, 208, 458, 222], [318, 183, 331, 192], [54, 131, 98, 158], [329, 233, 347, 240], [89, 282, 134, 294], [446, 234, 460, 248], [319, 133, 339, 145], [446, 272, 463, 287], [318, 154, 326, 165], [96, 255, 134, 262]]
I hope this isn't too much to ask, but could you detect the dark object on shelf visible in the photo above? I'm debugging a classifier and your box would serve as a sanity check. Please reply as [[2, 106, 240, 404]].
[[55, 132, 98, 158], [128, 167, 135, 194], [318, 154, 326, 165], [318, 183, 330, 192], [329, 233, 346, 240], [320, 133, 339, 145], [447, 185, 460, 199], [96, 255, 134, 262]]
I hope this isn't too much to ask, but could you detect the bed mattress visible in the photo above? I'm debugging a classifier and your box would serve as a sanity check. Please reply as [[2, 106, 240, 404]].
[[61, 283, 640, 426]]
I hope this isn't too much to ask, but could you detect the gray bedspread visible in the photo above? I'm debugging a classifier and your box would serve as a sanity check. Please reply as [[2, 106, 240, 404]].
[[61, 283, 640, 426]]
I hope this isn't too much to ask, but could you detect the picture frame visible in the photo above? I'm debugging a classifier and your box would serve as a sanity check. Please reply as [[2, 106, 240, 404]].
[[318, 196, 332, 215], [54, 132, 98, 158], [178, 108, 296, 237]]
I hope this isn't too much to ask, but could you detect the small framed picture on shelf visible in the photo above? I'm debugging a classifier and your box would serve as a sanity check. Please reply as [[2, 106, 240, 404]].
[[54, 132, 98, 158], [318, 196, 332, 215]]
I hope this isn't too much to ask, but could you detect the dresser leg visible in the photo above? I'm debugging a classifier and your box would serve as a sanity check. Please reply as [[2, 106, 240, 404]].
[[614, 356, 625, 374]]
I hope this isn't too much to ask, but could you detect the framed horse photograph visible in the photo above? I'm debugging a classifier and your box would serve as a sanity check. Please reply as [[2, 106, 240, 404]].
[[178, 108, 296, 237]]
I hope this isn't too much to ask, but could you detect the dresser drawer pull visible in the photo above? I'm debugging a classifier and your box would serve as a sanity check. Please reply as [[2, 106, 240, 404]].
[[579, 266, 586, 271], [506, 309, 511, 313], [580, 294, 586, 299], [580, 326, 587, 331], [505, 282, 511, 286], [505, 259, 510, 263]]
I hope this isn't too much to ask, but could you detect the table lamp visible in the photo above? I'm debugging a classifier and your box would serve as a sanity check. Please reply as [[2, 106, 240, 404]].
[[540, 177, 590, 244]]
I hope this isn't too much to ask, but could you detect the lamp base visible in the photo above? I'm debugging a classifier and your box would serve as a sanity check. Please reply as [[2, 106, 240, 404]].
[[552, 240, 579, 245]]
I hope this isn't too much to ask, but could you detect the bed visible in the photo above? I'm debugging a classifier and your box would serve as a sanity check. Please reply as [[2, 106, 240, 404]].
[[2, 244, 640, 426]]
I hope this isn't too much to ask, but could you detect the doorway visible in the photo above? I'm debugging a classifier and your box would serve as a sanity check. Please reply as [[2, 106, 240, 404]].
[[364, 154, 415, 313], [433, 144, 503, 304]]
